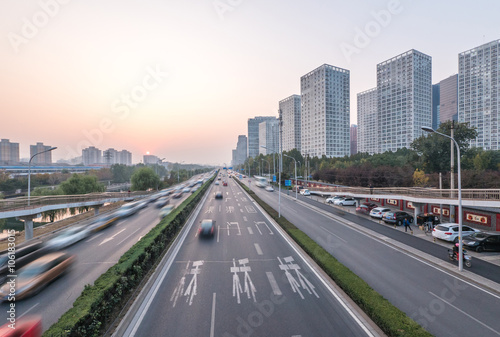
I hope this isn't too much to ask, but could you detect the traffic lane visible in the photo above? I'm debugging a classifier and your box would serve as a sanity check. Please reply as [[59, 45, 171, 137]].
[[251, 186, 500, 337], [131, 185, 372, 337]]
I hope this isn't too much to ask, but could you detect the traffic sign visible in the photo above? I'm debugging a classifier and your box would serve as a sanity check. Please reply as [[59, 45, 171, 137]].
[[285, 180, 291, 186], [273, 175, 276, 182]]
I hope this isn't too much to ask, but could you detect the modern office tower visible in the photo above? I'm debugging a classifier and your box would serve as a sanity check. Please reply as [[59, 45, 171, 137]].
[[248, 116, 277, 158], [377, 49, 432, 153], [119, 150, 132, 165], [0, 139, 19, 165], [357, 88, 378, 154], [143, 154, 159, 165], [231, 149, 237, 167], [300, 64, 350, 158], [280, 94, 301, 152], [235, 135, 247, 166], [82, 146, 102, 165], [432, 83, 440, 130], [350, 124, 358, 155], [258, 119, 279, 155], [439, 74, 458, 123], [30, 142, 53, 165], [459, 39, 500, 150]]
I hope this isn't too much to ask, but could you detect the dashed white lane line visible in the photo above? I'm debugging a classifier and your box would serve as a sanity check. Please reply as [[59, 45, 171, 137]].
[[320, 226, 347, 243], [210, 293, 216, 337], [266, 272, 282, 296], [247, 227, 254, 235], [254, 243, 263, 255]]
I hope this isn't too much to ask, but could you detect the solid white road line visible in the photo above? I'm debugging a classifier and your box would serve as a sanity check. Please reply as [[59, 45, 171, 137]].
[[217, 225, 220, 243], [210, 293, 216, 337], [266, 272, 282, 296], [116, 227, 141, 246], [19, 303, 39, 318], [254, 243, 263, 255], [320, 226, 347, 243]]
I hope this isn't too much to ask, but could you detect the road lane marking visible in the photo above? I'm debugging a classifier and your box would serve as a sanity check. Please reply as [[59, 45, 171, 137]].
[[116, 227, 141, 246], [255, 223, 263, 235], [260, 221, 273, 235], [245, 205, 257, 213], [237, 222, 241, 235], [266, 272, 282, 296], [231, 258, 257, 304], [86, 232, 103, 242], [247, 227, 254, 235], [19, 303, 39, 318], [320, 226, 347, 243], [170, 261, 190, 307], [254, 243, 263, 255], [210, 293, 216, 337], [243, 216, 247, 222], [278, 256, 319, 299], [99, 228, 126, 246], [217, 225, 220, 242], [429, 292, 500, 335]]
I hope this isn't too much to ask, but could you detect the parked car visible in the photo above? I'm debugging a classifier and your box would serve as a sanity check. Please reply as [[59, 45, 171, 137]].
[[462, 233, 500, 252], [338, 197, 356, 206], [362, 202, 378, 210], [432, 223, 480, 243], [383, 211, 414, 225], [355, 204, 371, 214], [0, 252, 75, 301], [326, 196, 344, 204], [198, 219, 216, 237], [370, 207, 391, 218]]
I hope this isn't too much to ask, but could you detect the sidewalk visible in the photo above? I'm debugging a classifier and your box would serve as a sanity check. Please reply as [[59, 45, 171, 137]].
[[306, 194, 500, 267]]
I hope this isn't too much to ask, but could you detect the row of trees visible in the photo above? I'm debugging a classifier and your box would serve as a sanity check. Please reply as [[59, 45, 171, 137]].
[[236, 121, 500, 188]]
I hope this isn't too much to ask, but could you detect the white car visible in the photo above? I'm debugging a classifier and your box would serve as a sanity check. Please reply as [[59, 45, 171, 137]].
[[326, 196, 344, 204], [215, 181, 220, 185], [265, 186, 274, 192], [300, 189, 310, 196], [45, 226, 91, 250], [338, 197, 356, 206], [370, 207, 391, 218], [432, 223, 480, 243]]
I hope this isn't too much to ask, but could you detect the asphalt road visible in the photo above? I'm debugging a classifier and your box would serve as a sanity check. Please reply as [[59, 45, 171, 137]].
[[118, 176, 378, 337], [249, 182, 500, 337]]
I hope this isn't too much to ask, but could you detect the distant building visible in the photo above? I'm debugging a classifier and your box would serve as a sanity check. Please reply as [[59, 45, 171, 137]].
[[0, 139, 19, 165], [432, 83, 440, 130], [82, 146, 102, 165], [30, 142, 53, 165], [280, 94, 301, 152], [235, 135, 247, 166], [377, 49, 432, 153], [143, 154, 160, 165], [248, 116, 277, 158], [357, 88, 378, 154], [350, 124, 358, 155], [459, 39, 500, 150], [259, 119, 279, 155], [118, 150, 132, 165], [300, 64, 350, 158], [439, 74, 458, 123]]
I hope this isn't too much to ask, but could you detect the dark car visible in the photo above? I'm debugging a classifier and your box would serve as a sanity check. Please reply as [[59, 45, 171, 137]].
[[172, 192, 183, 199], [355, 204, 371, 215], [215, 192, 223, 199], [0, 240, 45, 285], [198, 219, 216, 237], [383, 211, 414, 225], [463, 233, 500, 252], [362, 202, 378, 210]]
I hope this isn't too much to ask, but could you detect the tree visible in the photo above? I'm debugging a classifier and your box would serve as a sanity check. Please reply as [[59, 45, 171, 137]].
[[59, 174, 106, 195], [131, 167, 160, 191], [111, 164, 134, 183], [413, 168, 429, 187]]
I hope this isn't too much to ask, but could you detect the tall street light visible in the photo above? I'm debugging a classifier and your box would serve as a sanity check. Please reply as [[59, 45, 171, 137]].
[[422, 126, 463, 271], [28, 146, 57, 206], [260, 145, 275, 179], [283, 154, 298, 200]]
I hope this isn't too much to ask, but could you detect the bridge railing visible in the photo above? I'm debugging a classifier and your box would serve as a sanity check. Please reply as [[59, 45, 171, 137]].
[[0, 191, 149, 212]]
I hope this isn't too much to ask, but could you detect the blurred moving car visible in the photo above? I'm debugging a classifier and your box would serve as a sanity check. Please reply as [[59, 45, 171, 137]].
[[463, 233, 500, 252], [383, 211, 414, 225], [171, 192, 183, 199], [215, 181, 220, 185], [300, 189, 311, 196], [215, 192, 223, 199], [0, 252, 75, 301], [155, 197, 170, 208], [198, 219, 216, 237], [87, 213, 118, 233], [0, 241, 45, 285], [223, 181, 228, 186], [432, 223, 480, 243], [45, 226, 91, 250], [0, 316, 42, 337], [370, 207, 391, 218], [159, 204, 175, 218], [265, 186, 274, 192], [115, 201, 141, 218]]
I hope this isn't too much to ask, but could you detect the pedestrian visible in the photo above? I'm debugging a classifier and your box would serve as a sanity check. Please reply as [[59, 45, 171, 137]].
[[369, 184, 373, 195], [404, 217, 413, 233]]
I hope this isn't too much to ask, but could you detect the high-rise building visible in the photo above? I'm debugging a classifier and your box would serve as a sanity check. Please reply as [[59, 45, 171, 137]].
[[439, 74, 458, 123], [300, 64, 350, 158], [235, 135, 247, 166], [30, 142, 53, 165], [377, 49, 432, 153], [432, 83, 440, 130], [247, 116, 277, 158], [82, 146, 102, 165], [259, 119, 279, 155], [459, 39, 500, 150], [280, 94, 301, 152], [0, 139, 19, 165], [350, 124, 358, 155], [143, 154, 159, 165], [357, 88, 378, 154], [119, 150, 132, 165]]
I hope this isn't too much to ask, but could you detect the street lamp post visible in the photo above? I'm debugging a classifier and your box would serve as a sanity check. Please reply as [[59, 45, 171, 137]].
[[28, 146, 57, 206], [284, 154, 297, 199], [422, 126, 463, 271]]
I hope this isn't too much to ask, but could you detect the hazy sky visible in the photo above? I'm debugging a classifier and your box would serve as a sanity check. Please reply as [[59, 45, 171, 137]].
[[1, 0, 499, 165]]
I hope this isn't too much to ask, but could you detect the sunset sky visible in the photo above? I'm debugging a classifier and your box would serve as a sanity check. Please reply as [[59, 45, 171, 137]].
[[1, 0, 499, 165]]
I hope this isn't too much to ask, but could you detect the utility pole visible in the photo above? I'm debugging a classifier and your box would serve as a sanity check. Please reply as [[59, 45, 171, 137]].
[[450, 121, 455, 222]]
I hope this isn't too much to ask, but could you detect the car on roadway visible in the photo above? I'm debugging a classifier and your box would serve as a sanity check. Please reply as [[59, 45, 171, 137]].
[[432, 223, 480, 243], [159, 204, 175, 218], [215, 181, 220, 185], [383, 211, 414, 226], [462, 233, 500, 252], [223, 181, 228, 186], [300, 189, 311, 196], [0, 316, 42, 337], [370, 207, 391, 219], [0, 252, 75, 301], [215, 191, 223, 199], [337, 197, 356, 206], [171, 192, 183, 199], [265, 185, 274, 192], [198, 219, 216, 237], [326, 196, 344, 204], [45, 226, 91, 250], [155, 197, 170, 208], [87, 213, 118, 233], [0, 240, 45, 285]]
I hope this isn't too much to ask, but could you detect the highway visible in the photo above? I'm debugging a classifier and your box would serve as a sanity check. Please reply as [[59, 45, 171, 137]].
[[248, 180, 500, 337], [117, 174, 379, 337]]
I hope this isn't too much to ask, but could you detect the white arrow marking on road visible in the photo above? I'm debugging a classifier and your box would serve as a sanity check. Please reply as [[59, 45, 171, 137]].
[[99, 228, 126, 246]]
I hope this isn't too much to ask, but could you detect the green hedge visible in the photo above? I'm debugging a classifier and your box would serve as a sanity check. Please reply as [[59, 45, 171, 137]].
[[238, 181, 431, 337], [43, 177, 214, 336]]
